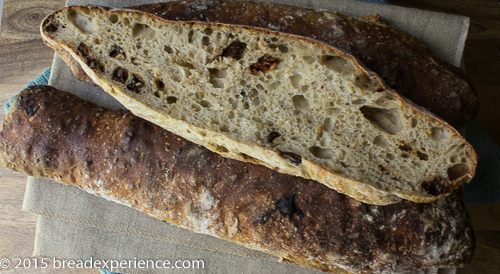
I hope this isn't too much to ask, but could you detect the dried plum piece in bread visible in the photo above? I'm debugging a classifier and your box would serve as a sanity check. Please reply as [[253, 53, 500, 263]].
[[60, 0, 479, 129], [41, 6, 477, 205], [0, 85, 475, 273]]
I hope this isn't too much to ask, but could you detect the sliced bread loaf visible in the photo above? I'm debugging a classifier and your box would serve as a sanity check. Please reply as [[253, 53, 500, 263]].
[[41, 6, 477, 205]]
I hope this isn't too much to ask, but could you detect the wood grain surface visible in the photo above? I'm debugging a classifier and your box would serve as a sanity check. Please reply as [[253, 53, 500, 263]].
[[0, 0, 499, 273]]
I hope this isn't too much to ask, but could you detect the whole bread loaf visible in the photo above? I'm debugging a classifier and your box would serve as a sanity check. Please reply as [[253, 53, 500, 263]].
[[0, 86, 475, 273], [57, 0, 478, 129], [41, 6, 477, 205]]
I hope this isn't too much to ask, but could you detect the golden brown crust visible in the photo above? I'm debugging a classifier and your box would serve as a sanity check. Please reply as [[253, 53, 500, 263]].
[[60, 0, 478, 128], [0, 86, 475, 273]]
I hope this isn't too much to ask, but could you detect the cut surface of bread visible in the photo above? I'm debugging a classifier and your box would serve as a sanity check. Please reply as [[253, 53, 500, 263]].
[[41, 6, 477, 205], [62, 0, 480, 129]]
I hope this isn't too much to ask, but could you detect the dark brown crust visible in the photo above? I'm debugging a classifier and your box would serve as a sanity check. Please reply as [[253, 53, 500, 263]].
[[0, 86, 475, 273], [63, 0, 478, 128]]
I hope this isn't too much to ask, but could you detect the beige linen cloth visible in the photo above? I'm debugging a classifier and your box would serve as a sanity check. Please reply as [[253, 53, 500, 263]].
[[22, 0, 470, 273]]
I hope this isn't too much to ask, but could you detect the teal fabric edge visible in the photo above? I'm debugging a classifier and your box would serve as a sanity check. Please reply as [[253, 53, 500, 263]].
[[4, 67, 51, 114]]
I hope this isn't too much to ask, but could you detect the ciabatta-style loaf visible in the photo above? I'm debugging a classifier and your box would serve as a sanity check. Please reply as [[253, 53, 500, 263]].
[[60, 0, 479, 129], [41, 6, 477, 205], [0, 86, 475, 273]]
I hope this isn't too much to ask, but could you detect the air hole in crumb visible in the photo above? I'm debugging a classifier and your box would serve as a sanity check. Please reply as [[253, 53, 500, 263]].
[[176, 60, 194, 69], [109, 14, 118, 23], [164, 45, 173, 54], [375, 95, 397, 108], [204, 28, 213, 35], [240, 153, 259, 162], [323, 118, 334, 132], [200, 100, 212, 108], [132, 23, 155, 39], [417, 151, 429, 161], [166, 96, 178, 104], [154, 79, 165, 90], [209, 68, 226, 88], [269, 81, 281, 90], [450, 155, 458, 163], [309, 146, 334, 159], [292, 95, 310, 111], [411, 118, 418, 128], [386, 153, 396, 160], [398, 144, 412, 152], [220, 41, 247, 60], [187, 30, 195, 43], [352, 99, 367, 105], [209, 68, 227, 79], [67, 9, 93, 33], [319, 55, 354, 74], [43, 22, 58, 33], [431, 127, 449, 142], [215, 144, 228, 153], [289, 75, 302, 88], [447, 163, 470, 181], [210, 79, 224, 89], [202, 36, 210, 46], [360, 106, 404, 135], [153, 91, 161, 98], [354, 74, 376, 91], [278, 44, 289, 53], [249, 89, 258, 96], [373, 135, 390, 148], [303, 56, 315, 64]]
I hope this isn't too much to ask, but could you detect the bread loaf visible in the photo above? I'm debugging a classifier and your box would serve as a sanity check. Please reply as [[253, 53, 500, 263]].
[[41, 6, 477, 205], [58, 0, 478, 129], [0, 86, 475, 273]]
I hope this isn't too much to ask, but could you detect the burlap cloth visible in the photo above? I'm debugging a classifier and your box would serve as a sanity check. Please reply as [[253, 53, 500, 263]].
[[22, 0, 470, 273]]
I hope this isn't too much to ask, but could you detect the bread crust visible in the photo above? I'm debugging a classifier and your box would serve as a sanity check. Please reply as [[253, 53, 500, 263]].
[[60, 0, 478, 129], [0, 86, 475, 273], [40, 6, 477, 205]]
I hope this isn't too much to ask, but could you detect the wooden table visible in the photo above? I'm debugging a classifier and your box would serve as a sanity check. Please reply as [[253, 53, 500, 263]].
[[0, 0, 499, 273]]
